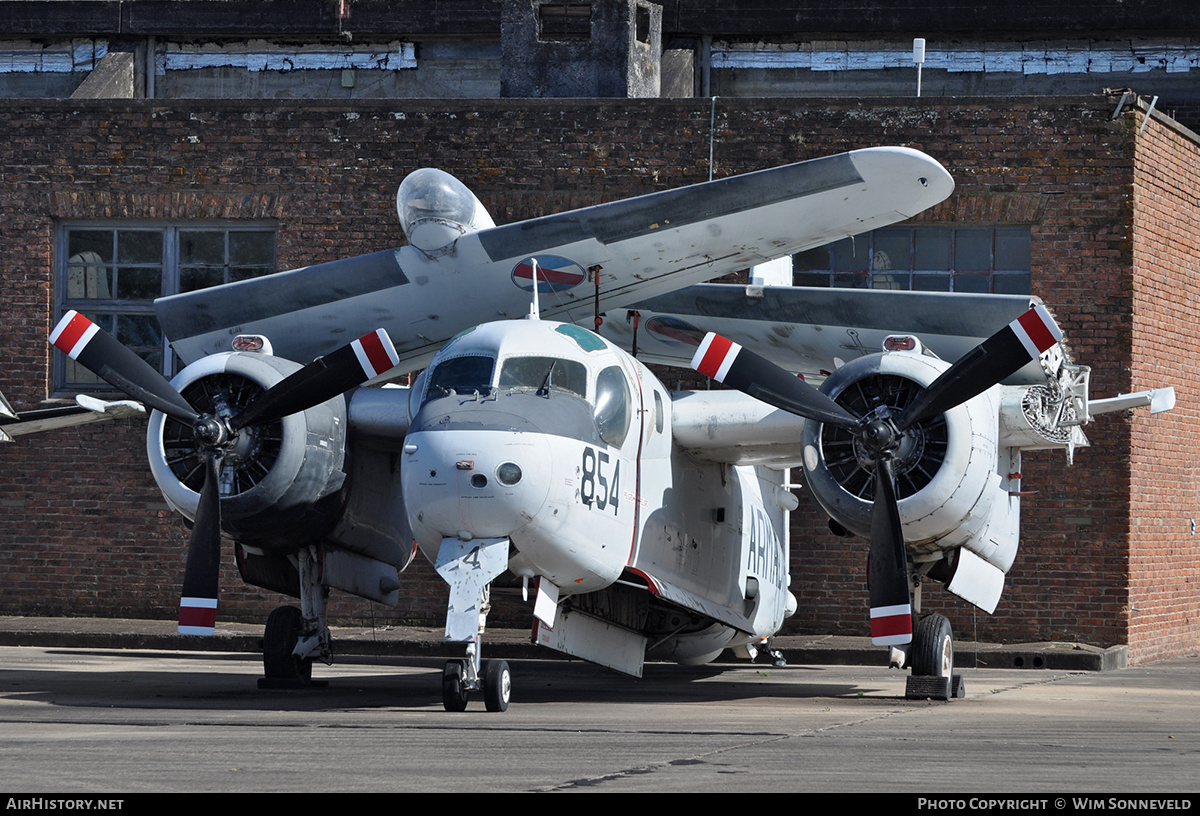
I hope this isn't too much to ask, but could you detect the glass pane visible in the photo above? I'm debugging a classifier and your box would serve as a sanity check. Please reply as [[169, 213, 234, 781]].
[[114, 267, 162, 300], [995, 229, 1031, 270], [871, 273, 909, 290], [117, 231, 163, 265], [229, 231, 275, 267], [116, 313, 162, 350], [229, 265, 272, 283], [179, 231, 225, 266], [180, 267, 224, 292], [913, 274, 951, 291], [594, 365, 631, 448], [67, 230, 114, 264], [792, 246, 830, 271], [832, 272, 869, 289], [498, 356, 587, 398], [955, 229, 992, 272], [953, 274, 991, 293], [914, 230, 952, 270], [872, 230, 911, 271], [832, 236, 870, 271], [425, 355, 495, 402], [66, 264, 113, 300], [993, 272, 1031, 294], [793, 272, 830, 287]]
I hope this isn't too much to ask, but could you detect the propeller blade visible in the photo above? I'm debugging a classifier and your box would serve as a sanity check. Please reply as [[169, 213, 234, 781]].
[[232, 328, 399, 430], [178, 453, 222, 636], [50, 311, 199, 424], [691, 332, 859, 427], [898, 304, 1062, 431], [867, 456, 913, 646]]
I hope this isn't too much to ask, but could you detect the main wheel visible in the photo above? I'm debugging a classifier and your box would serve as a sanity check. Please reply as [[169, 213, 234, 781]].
[[483, 659, 511, 712], [911, 613, 953, 678], [263, 605, 313, 682], [442, 659, 469, 712]]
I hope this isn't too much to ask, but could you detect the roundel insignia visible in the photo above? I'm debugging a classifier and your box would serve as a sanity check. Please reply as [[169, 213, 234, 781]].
[[511, 255, 587, 293]]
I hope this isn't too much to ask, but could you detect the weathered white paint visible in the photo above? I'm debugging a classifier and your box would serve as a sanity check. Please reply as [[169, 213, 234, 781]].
[[159, 40, 417, 73], [712, 39, 1200, 75], [0, 39, 107, 73]]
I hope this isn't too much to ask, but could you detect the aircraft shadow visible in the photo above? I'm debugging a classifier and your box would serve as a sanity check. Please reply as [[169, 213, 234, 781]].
[[0, 650, 900, 713]]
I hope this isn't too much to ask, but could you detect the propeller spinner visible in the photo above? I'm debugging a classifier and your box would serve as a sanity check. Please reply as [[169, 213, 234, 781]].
[[50, 310, 400, 635], [692, 304, 1062, 645]]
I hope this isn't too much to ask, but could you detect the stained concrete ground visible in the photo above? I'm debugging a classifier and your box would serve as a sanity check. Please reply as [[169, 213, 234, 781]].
[[0, 615, 1125, 672]]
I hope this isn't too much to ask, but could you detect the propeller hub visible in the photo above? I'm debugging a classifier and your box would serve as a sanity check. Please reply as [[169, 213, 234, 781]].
[[860, 418, 897, 455], [193, 416, 229, 448]]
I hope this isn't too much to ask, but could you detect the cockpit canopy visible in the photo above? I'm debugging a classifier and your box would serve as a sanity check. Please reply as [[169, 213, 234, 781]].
[[416, 324, 634, 449], [395, 168, 495, 255]]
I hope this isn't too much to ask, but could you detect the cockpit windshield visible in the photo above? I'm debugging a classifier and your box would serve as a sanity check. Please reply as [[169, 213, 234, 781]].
[[424, 355, 495, 403], [499, 356, 587, 398]]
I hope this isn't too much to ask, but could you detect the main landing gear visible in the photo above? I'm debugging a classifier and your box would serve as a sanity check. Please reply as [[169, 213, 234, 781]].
[[258, 547, 332, 689], [903, 612, 965, 700]]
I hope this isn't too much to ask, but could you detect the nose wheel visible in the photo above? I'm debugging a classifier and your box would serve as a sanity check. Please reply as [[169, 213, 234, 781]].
[[441, 657, 512, 712]]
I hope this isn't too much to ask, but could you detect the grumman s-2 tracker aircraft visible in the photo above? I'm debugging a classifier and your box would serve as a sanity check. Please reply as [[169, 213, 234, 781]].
[[3, 147, 1173, 710]]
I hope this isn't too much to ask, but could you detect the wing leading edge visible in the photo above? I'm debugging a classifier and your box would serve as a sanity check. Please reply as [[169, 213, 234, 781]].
[[156, 147, 953, 371]]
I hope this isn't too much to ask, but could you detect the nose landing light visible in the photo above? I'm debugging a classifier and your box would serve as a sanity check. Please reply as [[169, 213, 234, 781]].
[[496, 462, 523, 486]]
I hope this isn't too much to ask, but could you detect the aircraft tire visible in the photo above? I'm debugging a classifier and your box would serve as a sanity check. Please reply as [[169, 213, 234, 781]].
[[442, 660, 469, 712], [263, 605, 313, 682], [911, 613, 953, 678], [483, 659, 511, 713]]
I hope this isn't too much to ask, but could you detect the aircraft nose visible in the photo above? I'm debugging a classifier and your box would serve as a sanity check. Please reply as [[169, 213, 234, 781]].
[[402, 428, 554, 542]]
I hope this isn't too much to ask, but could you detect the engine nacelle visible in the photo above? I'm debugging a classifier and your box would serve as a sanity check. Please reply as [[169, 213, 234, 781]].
[[146, 352, 349, 550], [800, 350, 1012, 569]]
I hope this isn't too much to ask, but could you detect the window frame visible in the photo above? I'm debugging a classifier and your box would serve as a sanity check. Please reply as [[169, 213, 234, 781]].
[[54, 220, 277, 393], [792, 225, 1031, 294]]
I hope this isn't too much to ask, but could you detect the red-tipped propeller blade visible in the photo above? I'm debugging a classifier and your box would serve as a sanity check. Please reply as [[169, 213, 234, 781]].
[[178, 453, 222, 635], [899, 304, 1062, 432], [50, 311, 199, 424], [232, 329, 400, 430], [691, 332, 859, 427], [867, 456, 912, 646]]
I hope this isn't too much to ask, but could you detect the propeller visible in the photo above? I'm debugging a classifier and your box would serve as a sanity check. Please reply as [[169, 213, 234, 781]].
[[692, 304, 1062, 645], [50, 310, 400, 635]]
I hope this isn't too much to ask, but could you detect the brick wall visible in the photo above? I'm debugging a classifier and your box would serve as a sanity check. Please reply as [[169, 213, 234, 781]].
[[1128, 112, 1200, 662], [0, 96, 1192, 659]]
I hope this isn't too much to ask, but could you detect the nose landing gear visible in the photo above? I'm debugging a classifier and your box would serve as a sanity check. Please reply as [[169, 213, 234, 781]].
[[435, 536, 513, 712]]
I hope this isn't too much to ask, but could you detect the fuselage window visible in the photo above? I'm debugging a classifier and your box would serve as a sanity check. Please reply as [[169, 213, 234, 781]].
[[594, 365, 632, 449], [498, 356, 587, 398], [423, 354, 495, 404]]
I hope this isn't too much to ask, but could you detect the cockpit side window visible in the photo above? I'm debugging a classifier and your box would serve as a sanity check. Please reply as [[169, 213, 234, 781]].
[[423, 354, 495, 404], [594, 365, 631, 448], [498, 356, 587, 398]]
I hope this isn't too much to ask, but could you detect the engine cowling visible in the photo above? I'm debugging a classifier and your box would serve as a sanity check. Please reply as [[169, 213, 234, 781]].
[[146, 351, 350, 550], [800, 350, 1008, 563]]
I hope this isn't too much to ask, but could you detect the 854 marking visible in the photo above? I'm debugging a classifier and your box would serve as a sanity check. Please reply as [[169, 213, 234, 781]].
[[580, 446, 620, 515]]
